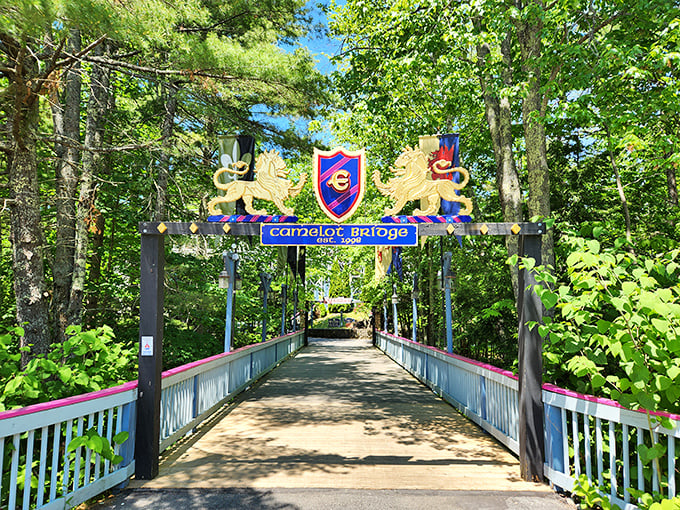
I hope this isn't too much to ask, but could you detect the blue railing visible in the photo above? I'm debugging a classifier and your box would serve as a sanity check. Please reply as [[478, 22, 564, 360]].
[[0, 331, 305, 509], [159, 331, 305, 451], [375, 331, 680, 510]]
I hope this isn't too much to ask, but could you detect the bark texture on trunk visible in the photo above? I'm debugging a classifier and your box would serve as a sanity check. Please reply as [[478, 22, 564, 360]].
[[154, 83, 177, 221], [605, 126, 633, 247], [476, 31, 523, 298], [515, 0, 554, 268], [67, 46, 110, 326], [50, 29, 82, 343], [85, 210, 105, 328], [8, 48, 50, 364]]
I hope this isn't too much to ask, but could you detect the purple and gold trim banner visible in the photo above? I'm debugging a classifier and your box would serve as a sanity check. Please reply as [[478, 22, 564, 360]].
[[207, 215, 298, 223], [380, 215, 472, 224]]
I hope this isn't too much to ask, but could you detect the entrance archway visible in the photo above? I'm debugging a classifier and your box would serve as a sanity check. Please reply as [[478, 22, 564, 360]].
[[136, 220, 547, 482]]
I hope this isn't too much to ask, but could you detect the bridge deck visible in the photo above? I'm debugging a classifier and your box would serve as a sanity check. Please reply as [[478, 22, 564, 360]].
[[133, 338, 553, 492]]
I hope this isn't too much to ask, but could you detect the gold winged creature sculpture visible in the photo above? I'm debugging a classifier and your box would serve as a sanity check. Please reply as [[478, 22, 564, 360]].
[[208, 149, 307, 216], [373, 146, 473, 216]]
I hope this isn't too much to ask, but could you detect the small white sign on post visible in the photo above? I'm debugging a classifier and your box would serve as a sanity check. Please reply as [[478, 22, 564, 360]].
[[141, 336, 154, 356]]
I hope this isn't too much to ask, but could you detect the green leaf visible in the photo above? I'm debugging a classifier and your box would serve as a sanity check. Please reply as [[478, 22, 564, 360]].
[[4, 376, 23, 394], [540, 290, 559, 309], [620, 281, 637, 296], [597, 319, 611, 334], [86, 435, 104, 453], [67, 437, 87, 452], [58, 366, 72, 383], [521, 257, 535, 270], [566, 252, 581, 267], [637, 392, 657, 410], [591, 373, 606, 388], [638, 442, 667, 465], [586, 239, 601, 254], [655, 375, 672, 391], [665, 385, 680, 403], [652, 318, 670, 334], [667, 365, 680, 380], [113, 431, 129, 444]]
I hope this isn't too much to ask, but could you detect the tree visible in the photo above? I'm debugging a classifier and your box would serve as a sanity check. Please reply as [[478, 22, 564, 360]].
[[0, 0, 329, 362]]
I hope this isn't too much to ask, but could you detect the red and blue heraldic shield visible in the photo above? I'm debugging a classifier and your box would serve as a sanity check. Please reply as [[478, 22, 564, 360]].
[[313, 147, 366, 223]]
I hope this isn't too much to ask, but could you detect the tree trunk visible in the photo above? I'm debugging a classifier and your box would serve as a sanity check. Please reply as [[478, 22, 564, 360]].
[[605, 125, 633, 247], [86, 82, 116, 328], [667, 164, 678, 207], [50, 29, 82, 343], [476, 31, 523, 298], [85, 210, 105, 328], [515, 1, 555, 268], [154, 83, 177, 221], [67, 46, 110, 326], [8, 47, 50, 364]]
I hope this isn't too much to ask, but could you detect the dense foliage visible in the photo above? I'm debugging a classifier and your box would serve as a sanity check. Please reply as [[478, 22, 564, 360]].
[[0, 325, 135, 411]]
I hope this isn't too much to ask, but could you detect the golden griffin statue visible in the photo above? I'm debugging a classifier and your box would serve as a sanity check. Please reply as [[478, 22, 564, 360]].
[[208, 149, 307, 216], [373, 146, 473, 216]]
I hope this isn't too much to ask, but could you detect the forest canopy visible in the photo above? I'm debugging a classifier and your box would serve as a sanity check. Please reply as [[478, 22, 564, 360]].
[[0, 0, 678, 414]]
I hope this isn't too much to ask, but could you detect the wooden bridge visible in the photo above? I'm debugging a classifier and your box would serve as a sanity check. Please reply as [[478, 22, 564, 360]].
[[3, 329, 679, 509], [133, 336, 549, 492]]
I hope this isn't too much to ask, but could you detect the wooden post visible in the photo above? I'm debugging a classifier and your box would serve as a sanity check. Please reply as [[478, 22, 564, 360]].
[[518, 234, 545, 481], [135, 232, 165, 480]]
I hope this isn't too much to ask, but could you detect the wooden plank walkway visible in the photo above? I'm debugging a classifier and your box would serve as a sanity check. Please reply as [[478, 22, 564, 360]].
[[132, 337, 560, 493]]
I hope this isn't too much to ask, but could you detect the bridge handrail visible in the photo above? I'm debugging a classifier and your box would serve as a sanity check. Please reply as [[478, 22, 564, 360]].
[[0, 330, 305, 510], [0, 383, 137, 510], [543, 385, 679, 510], [159, 331, 305, 452], [161, 331, 301, 387], [375, 330, 519, 453], [376, 331, 680, 510]]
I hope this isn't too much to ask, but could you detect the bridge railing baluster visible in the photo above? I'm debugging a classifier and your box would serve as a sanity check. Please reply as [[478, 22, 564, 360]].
[[374, 330, 680, 510]]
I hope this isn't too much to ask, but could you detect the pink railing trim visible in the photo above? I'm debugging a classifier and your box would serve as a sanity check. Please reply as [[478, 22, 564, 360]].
[[0, 380, 138, 422], [161, 330, 302, 379], [379, 330, 680, 422], [0, 331, 303, 424], [379, 331, 518, 380], [542, 383, 680, 421]]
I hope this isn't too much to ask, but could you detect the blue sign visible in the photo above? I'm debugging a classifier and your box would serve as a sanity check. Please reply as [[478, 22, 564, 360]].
[[261, 224, 418, 246]]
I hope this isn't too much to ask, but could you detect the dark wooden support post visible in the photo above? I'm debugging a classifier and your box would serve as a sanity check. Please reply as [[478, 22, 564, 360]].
[[518, 234, 545, 481], [135, 232, 165, 480]]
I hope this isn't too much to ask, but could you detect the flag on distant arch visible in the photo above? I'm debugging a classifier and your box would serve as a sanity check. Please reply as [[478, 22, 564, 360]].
[[375, 246, 392, 281], [387, 247, 403, 281]]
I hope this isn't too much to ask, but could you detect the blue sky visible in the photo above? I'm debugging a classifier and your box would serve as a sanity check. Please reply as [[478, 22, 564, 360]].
[[253, 1, 343, 147], [303, 1, 343, 75]]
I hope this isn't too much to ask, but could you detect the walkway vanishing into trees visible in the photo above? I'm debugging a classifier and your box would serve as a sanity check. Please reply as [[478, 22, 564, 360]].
[[123, 337, 570, 507]]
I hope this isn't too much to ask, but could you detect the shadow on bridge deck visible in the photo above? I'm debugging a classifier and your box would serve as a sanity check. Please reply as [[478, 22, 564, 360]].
[[128, 337, 570, 502]]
